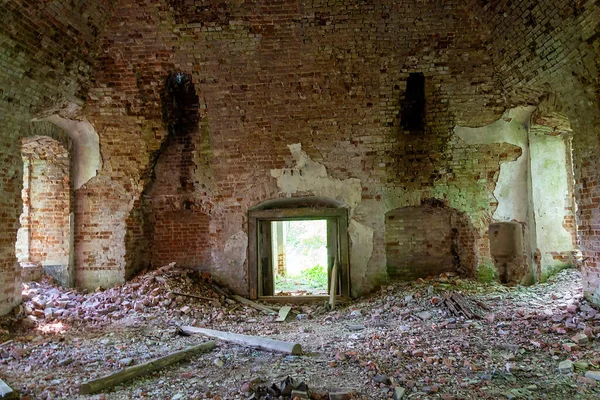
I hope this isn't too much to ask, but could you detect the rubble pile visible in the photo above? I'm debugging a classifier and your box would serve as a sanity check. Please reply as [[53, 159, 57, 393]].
[[16, 264, 228, 332], [0, 267, 599, 399]]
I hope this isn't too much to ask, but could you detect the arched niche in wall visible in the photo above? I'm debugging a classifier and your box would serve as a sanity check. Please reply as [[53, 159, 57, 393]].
[[248, 196, 350, 301], [385, 200, 477, 280], [17, 123, 74, 287], [489, 222, 526, 284]]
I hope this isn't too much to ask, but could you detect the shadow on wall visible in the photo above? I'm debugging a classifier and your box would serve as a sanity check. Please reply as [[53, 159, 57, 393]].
[[125, 71, 208, 278], [385, 199, 477, 280], [489, 222, 527, 285]]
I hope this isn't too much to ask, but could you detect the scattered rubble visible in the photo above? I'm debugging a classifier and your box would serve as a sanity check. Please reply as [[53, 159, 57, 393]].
[[0, 266, 598, 399]]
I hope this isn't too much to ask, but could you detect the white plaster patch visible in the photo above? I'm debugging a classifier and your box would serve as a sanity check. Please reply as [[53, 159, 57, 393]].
[[348, 219, 373, 297], [455, 107, 535, 223], [223, 231, 248, 271], [271, 143, 362, 214], [43, 115, 102, 190]]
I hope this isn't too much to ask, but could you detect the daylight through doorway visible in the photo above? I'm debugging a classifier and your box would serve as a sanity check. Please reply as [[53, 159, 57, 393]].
[[272, 220, 328, 296]]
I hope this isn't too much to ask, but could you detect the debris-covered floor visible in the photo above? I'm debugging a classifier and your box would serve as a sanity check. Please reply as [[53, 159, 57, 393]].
[[1, 266, 599, 400]]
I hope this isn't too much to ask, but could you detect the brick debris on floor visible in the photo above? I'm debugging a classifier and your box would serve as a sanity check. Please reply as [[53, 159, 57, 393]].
[[0, 265, 599, 399]]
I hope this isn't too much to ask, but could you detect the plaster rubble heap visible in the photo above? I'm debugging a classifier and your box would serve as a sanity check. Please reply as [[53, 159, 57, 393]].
[[0, 0, 599, 312]]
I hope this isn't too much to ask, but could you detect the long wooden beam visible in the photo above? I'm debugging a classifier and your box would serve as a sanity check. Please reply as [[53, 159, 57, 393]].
[[79, 341, 216, 394]]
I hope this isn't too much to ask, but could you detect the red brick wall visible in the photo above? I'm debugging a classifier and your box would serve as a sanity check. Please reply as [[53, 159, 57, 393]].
[[21, 137, 70, 268], [386, 204, 477, 280], [476, 0, 600, 301], [0, 0, 115, 311], [151, 210, 211, 268], [1, 0, 599, 306]]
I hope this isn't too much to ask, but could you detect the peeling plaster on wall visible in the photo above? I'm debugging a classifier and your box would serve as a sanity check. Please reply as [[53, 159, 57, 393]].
[[271, 144, 362, 215], [454, 107, 535, 223], [271, 143, 376, 296], [43, 115, 102, 190], [529, 128, 577, 277], [220, 231, 248, 285], [348, 219, 374, 298]]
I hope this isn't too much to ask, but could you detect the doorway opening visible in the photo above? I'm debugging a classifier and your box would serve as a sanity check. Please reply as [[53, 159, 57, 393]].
[[16, 135, 73, 287], [272, 220, 328, 296], [248, 198, 350, 301]]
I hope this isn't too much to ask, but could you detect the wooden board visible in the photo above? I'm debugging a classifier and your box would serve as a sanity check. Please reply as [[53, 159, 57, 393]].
[[275, 306, 292, 322], [181, 326, 302, 355]]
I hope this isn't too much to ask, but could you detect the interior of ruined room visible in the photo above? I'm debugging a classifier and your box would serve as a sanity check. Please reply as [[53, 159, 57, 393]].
[[1, 1, 600, 399]]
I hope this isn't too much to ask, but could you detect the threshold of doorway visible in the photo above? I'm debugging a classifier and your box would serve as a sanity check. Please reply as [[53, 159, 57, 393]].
[[259, 295, 349, 304]]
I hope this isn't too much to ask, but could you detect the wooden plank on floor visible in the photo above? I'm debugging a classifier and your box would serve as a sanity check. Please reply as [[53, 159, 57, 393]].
[[275, 306, 292, 322]]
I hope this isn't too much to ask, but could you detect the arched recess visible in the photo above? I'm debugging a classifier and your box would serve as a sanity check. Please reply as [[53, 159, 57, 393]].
[[17, 127, 74, 287], [248, 197, 350, 300], [529, 94, 579, 280], [385, 200, 477, 280], [489, 222, 526, 284]]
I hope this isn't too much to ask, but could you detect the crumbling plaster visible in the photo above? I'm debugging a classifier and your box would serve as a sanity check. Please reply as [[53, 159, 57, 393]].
[[42, 115, 102, 190]]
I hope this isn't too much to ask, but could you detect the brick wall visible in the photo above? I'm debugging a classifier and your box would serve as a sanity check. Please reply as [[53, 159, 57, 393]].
[[1, 0, 599, 306], [0, 0, 115, 312], [20, 136, 70, 270], [386, 204, 476, 280], [476, 0, 600, 301]]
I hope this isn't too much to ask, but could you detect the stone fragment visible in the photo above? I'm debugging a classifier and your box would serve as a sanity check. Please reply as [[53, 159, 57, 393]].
[[180, 306, 191, 314], [584, 371, 600, 381], [562, 343, 578, 352], [347, 324, 365, 331], [558, 360, 573, 374], [57, 358, 73, 367], [393, 386, 406, 400], [571, 333, 588, 345], [213, 358, 224, 367], [416, 311, 431, 321], [291, 389, 309, 399], [119, 357, 134, 367], [373, 375, 390, 385], [574, 361, 589, 370]]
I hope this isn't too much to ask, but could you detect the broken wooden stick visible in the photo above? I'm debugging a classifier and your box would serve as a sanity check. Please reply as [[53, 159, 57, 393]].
[[444, 293, 481, 320], [180, 326, 302, 355], [170, 291, 215, 302], [329, 253, 338, 311], [230, 295, 278, 315], [275, 306, 292, 322], [79, 341, 216, 394]]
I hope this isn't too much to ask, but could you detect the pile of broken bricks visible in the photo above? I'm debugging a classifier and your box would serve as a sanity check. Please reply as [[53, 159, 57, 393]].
[[0, 266, 600, 398]]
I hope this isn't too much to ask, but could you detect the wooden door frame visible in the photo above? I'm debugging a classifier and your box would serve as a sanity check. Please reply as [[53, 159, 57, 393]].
[[248, 207, 350, 301]]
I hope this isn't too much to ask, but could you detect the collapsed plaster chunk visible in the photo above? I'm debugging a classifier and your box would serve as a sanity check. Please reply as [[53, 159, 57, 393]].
[[270, 143, 362, 214], [42, 115, 102, 190]]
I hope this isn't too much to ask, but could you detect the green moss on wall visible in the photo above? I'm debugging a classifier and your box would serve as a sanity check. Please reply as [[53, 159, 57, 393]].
[[477, 262, 497, 283]]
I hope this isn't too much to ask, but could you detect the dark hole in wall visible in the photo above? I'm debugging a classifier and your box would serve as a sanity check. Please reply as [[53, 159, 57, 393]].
[[489, 222, 525, 284], [400, 72, 425, 132], [161, 71, 200, 192]]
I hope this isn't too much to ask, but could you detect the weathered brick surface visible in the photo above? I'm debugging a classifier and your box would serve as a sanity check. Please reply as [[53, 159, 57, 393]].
[[386, 204, 476, 280], [19, 136, 70, 270], [1, 0, 599, 306], [476, 0, 600, 301], [0, 0, 115, 311]]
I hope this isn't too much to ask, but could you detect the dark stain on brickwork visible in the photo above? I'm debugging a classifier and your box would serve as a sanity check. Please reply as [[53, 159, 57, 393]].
[[161, 71, 200, 192], [167, 0, 232, 25]]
